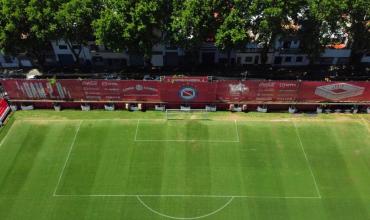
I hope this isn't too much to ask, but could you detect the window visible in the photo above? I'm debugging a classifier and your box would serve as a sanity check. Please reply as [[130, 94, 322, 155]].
[[274, 56, 282, 64], [285, 56, 292, 62], [337, 57, 349, 64], [244, 56, 253, 62], [166, 46, 178, 50], [92, 56, 104, 63], [319, 57, 334, 65], [4, 56, 12, 63], [283, 41, 291, 49], [72, 45, 81, 50], [296, 56, 303, 62], [90, 44, 99, 51], [58, 45, 68, 50]]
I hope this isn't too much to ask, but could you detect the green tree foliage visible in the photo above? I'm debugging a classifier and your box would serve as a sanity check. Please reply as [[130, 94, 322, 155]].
[[250, 0, 306, 64], [0, 0, 368, 69], [0, 0, 28, 55], [345, 0, 370, 66], [300, 0, 348, 64], [169, 0, 217, 50], [215, 6, 251, 64], [56, 0, 102, 64], [0, 0, 65, 66], [93, 0, 166, 63]]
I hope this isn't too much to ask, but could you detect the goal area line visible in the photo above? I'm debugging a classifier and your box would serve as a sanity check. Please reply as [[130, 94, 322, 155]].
[[133, 119, 240, 142]]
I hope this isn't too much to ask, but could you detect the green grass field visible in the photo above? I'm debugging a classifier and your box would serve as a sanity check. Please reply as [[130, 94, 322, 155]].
[[0, 111, 370, 220]]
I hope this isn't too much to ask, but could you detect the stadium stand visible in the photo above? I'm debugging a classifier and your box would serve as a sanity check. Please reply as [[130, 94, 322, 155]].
[[0, 99, 10, 125]]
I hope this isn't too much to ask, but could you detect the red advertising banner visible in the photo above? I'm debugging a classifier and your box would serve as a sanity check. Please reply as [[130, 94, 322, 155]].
[[1, 79, 84, 100], [2, 78, 370, 103], [216, 80, 300, 102], [79, 80, 161, 101], [1, 79, 162, 102], [299, 81, 370, 102], [160, 82, 217, 103]]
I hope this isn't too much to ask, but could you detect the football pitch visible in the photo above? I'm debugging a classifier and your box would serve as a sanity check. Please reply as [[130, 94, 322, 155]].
[[0, 111, 370, 220]]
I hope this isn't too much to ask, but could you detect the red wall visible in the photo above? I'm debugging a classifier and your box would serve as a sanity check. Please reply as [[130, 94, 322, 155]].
[[2, 78, 370, 105]]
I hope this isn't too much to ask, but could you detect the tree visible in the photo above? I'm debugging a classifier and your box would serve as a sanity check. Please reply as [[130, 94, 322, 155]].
[[168, 0, 227, 65], [56, 0, 102, 65], [0, 0, 29, 55], [215, 7, 250, 64], [297, 14, 326, 64], [93, 0, 166, 65], [0, 0, 64, 67], [345, 0, 370, 67], [169, 0, 216, 50], [250, 0, 306, 64], [169, 0, 215, 49], [299, 0, 348, 64]]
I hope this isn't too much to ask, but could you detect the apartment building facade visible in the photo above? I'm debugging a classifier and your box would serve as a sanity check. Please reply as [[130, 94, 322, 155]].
[[1, 36, 369, 70]]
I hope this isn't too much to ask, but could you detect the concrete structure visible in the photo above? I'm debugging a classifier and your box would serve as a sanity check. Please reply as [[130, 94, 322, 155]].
[[0, 53, 19, 68], [51, 40, 92, 66]]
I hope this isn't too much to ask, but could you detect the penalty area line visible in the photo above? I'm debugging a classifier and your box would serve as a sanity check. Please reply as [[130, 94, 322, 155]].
[[53, 194, 321, 199], [292, 121, 322, 199], [0, 120, 17, 151], [53, 120, 82, 196], [136, 195, 234, 220]]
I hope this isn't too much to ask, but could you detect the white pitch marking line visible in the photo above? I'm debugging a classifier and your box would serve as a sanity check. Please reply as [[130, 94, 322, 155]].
[[53, 120, 82, 196], [134, 119, 140, 141], [134, 139, 240, 143], [234, 120, 240, 142], [136, 195, 234, 220], [292, 121, 322, 198], [0, 121, 17, 151], [18, 118, 166, 122], [18, 118, 362, 123], [53, 194, 321, 199]]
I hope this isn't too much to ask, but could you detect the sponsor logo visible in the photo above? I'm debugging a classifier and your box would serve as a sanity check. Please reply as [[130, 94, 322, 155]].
[[81, 81, 98, 86], [122, 85, 158, 92], [122, 84, 159, 96], [315, 83, 365, 100], [259, 82, 275, 88], [102, 81, 119, 87], [279, 83, 298, 88], [179, 86, 197, 100], [135, 85, 144, 91], [229, 83, 249, 94]]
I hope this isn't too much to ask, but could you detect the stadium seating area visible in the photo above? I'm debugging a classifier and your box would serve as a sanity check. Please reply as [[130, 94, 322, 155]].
[[0, 99, 10, 125]]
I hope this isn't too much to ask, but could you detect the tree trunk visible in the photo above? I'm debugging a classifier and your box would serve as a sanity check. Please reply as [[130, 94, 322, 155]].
[[260, 45, 269, 65], [349, 50, 363, 70], [29, 49, 46, 70], [260, 33, 276, 65], [227, 49, 232, 66]]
